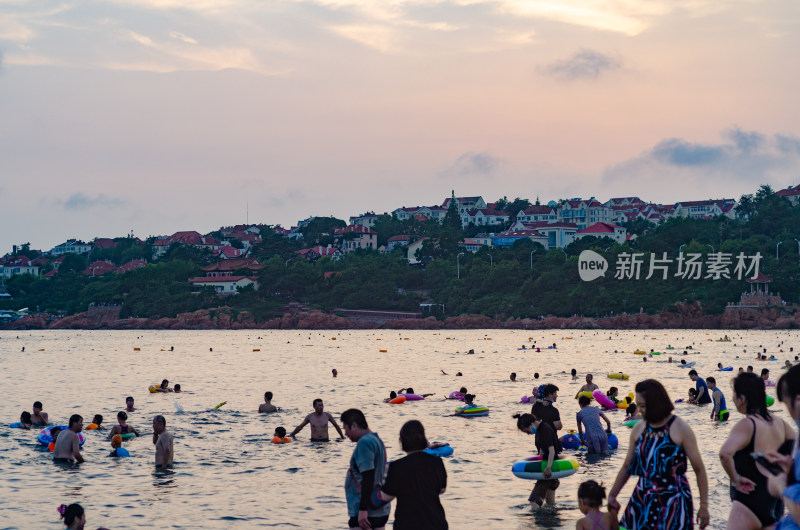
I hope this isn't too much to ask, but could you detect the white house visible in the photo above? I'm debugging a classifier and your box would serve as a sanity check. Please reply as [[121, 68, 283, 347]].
[[0, 260, 40, 279], [461, 208, 509, 228], [673, 199, 736, 219], [558, 199, 614, 230], [349, 212, 379, 228], [189, 275, 259, 295], [573, 222, 627, 244], [516, 205, 557, 223], [49, 239, 92, 257]]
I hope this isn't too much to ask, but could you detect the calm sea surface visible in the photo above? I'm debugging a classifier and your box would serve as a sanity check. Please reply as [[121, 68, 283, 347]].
[[1, 329, 798, 529]]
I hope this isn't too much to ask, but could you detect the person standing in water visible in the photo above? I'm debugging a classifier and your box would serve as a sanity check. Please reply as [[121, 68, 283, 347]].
[[706, 377, 729, 421], [53, 415, 84, 463], [289, 399, 345, 442], [259, 391, 278, 413], [32, 401, 49, 426], [152, 415, 173, 469]]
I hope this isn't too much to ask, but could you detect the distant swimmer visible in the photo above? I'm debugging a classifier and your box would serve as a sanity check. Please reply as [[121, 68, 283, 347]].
[[32, 401, 49, 426], [289, 399, 345, 442], [272, 427, 291, 444], [332, 369, 338, 378], [259, 391, 278, 413], [152, 415, 174, 469], [53, 415, 84, 463], [398, 387, 435, 398], [16, 411, 33, 430], [125, 396, 136, 412], [156, 379, 172, 392], [575, 374, 599, 398], [571, 369, 578, 381], [384, 391, 399, 403], [173, 384, 182, 393], [109, 411, 140, 438], [85, 414, 104, 430], [510, 372, 517, 382]]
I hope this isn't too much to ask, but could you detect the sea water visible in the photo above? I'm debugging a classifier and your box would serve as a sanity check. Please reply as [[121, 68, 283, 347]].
[[0, 329, 796, 529]]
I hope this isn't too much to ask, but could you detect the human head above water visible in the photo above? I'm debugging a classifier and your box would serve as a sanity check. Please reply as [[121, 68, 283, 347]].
[[264, 391, 273, 401], [312, 398, 323, 412], [92, 414, 103, 425], [577, 480, 607, 509], [20, 411, 32, 425], [161, 379, 169, 388], [634, 379, 674, 423], [68, 414, 83, 429], [33, 401, 43, 411], [274, 426, 287, 438], [58, 503, 85, 527], [578, 395, 591, 407]]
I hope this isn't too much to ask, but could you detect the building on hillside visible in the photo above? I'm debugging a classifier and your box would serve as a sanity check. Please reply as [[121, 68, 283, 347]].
[[189, 275, 259, 295], [83, 260, 117, 276], [349, 212, 379, 228], [490, 229, 549, 248], [461, 208, 510, 228], [441, 193, 487, 214], [516, 205, 557, 223], [558, 199, 614, 230], [573, 222, 627, 244], [151, 231, 222, 259], [200, 258, 264, 277], [296, 245, 343, 261], [117, 259, 147, 273], [49, 239, 92, 257], [215, 245, 246, 259], [335, 225, 377, 253], [92, 238, 118, 250], [386, 235, 412, 252], [604, 197, 646, 208], [727, 273, 784, 308], [458, 238, 485, 252], [505, 221, 578, 249], [673, 199, 736, 219], [0, 258, 40, 279], [777, 185, 800, 207]]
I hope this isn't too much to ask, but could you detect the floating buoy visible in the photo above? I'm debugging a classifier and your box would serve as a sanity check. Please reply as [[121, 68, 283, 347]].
[[38, 348, 45, 351], [379, 349, 387, 352], [253, 348, 260, 352], [133, 347, 140, 351], [331, 337, 336, 340]]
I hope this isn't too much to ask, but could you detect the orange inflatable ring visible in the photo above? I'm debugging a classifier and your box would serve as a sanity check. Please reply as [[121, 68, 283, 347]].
[[389, 396, 406, 404]]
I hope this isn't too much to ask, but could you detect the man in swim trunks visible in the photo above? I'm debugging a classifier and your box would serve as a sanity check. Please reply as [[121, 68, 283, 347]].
[[289, 399, 345, 441], [341, 408, 390, 529], [152, 415, 174, 468], [53, 414, 84, 463], [707, 377, 729, 421], [259, 391, 278, 413], [32, 401, 49, 426], [575, 374, 598, 398]]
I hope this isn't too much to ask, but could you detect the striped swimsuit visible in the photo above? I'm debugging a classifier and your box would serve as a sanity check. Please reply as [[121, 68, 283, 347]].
[[620, 416, 693, 529]]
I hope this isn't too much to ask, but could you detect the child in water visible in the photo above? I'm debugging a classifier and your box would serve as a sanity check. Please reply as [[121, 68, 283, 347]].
[[109, 434, 130, 457], [384, 391, 399, 403], [272, 427, 291, 444], [48, 427, 61, 452], [575, 480, 618, 530], [606, 387, 619, 404], [576, 396, 612, 454], [85, 414, 103, 430], [624, 403, 642, 422]]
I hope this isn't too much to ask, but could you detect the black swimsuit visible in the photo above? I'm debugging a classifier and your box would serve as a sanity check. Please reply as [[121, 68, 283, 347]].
[[730, 417, 788, 526]]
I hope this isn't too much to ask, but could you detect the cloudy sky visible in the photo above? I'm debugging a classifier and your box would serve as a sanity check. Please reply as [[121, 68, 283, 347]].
[[1, 0, 799, 251]]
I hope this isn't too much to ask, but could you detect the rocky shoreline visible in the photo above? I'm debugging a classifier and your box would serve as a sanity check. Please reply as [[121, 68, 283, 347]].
[[3, 302, 800, 331]]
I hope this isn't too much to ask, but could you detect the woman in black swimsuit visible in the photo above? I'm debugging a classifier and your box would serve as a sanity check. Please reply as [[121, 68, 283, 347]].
[[720, 372, 794, 529]]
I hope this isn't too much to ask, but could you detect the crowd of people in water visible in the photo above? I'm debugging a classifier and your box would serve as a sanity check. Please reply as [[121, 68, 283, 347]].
[[16, 339, 800, 530]]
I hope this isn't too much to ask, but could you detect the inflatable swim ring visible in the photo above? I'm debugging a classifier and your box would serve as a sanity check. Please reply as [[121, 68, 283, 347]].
[[520, 395, 533, 404], [718, 366, 733, 371], [634, 350, 646, 355], [456, 405, 489, 417], [576, 391, 594, 400], [389, 396, 406, 404], [511, 455, 579, 480], [680, 361, 696, 369], [616, 393, 635, 409], [424, 444, 454, 457], [767, 396, 775, 407], [271, 436, 291, 444], [447, 391, 465, 401], [651, 351, 661, 356], [149, 384, 171, 393], [120, 432, 136, 440], [560, 432, 582, 450], [10, 422, 26, 428], [37, 426, 86, 446], [593, 390, 616, 410], [607, 373, 630, 380], [622, 419, 642, 428], [400, 393, 424, 401]]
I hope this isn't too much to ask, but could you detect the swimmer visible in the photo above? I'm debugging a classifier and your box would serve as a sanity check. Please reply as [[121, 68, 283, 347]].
[[576, 480, 618, 530], [571, 369, 577, 381], [510, 372, 517, 382], [86, 415, 104, 430], [606, 387, 619, 403], [153, 415, 174, 469], [58, 503, 109, 530], [643, 357, 647, 362], [17, 411, 33, 430], [624, 403, 642, 422], [156, 379, 172, 392], [289, 399, 345, 441], [31, 401, 49, 426], [445, 387, 467, 400], [125, 396, 135, 412], [332, 368, 338, 378], [738, 367, 744, 373], [109, 434, 130, 457], [456, 372, 463, 376], [399, 387, 435, 397], [575, 374, 598, 398], [383, 391, 399, 403], [718, 362, 724, 370], [173, 384, 181, 393], [108, 411, 140, 439], [48, 427, 62, 452], [271, 426, 291, 444], [668, 356, 673, 363], [53, 415, 84, 463], [259, 391, 278, 412], [534, 373, 539, 379]]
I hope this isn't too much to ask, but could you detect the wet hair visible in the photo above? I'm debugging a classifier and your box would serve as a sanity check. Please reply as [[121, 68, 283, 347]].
[[706, 377, 716, 385], [533, 373, 539, 379], [92, 414, 103, 424], [389, 391, 397, 399], [174, 384, 181, 391], [33, 401, 43, 409], [153, 415, 166, 427], [607, 387, 618, 396], [626, 403, 637, 416], [126, 396, 134, 402], [688, 369, 698, 377], [463, 393, 476, 402], [571, 369, 577, 376], [264, 391, 273, 401], [513, 413, 536, 432], [51, 426, 62, 438], [312, 398, 323, 407], [274, 426, 287, 438], [406, 387, 415, 394], [340, 409, 368, 429], [777, 364, 800, 406], [161, 379, 169, 387], [117, 411, 127, 420], [689, 388, 698, 398], [510, 372, 517, 379], [20, 411, 32, 424], [578, 480, 607, 509], [459, 387, 467, 394], [748, 366, 754, 371], [68, 414, 82, 428], [578, 395, 591, 407], [59, 503, 84, 526], [761, 368, 770, 377], [634, 379, 674, 423], [734, 372, 771, 420], [399, 420, 428, 452], [542, 384, 559, 397]]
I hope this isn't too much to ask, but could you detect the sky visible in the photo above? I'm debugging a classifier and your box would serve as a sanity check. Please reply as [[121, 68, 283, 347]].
[[1, 0, 800, 252]]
